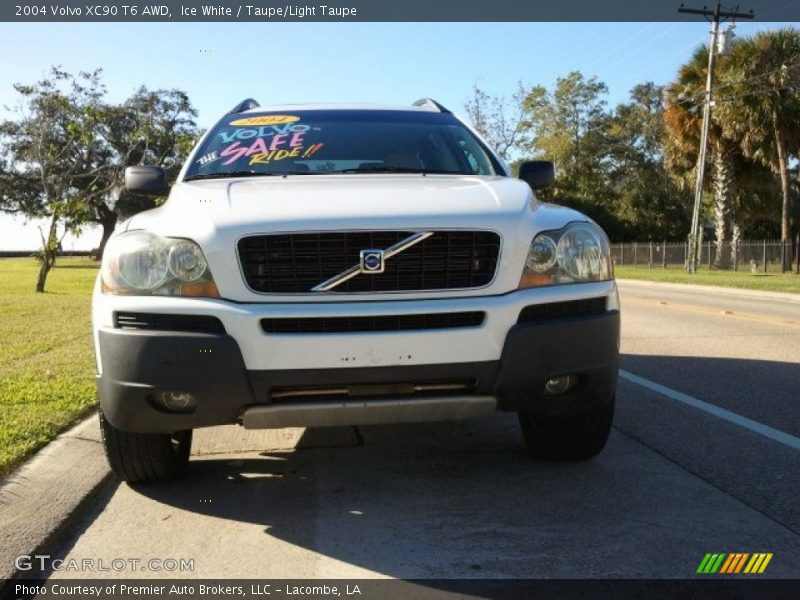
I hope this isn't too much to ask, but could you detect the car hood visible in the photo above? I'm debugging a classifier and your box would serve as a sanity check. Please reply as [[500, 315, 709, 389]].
[[126, 174, 534, 233]]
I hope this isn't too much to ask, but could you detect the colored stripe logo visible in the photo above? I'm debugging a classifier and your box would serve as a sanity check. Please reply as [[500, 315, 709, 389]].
[[697, 553, 773, 574]]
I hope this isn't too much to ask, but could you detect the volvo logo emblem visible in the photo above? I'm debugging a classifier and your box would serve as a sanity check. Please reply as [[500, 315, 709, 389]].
[[360, 249, 385, 273], [311, 232, 433, 292]]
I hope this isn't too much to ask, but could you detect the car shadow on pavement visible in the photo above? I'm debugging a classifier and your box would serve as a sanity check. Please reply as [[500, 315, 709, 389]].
[[125, 416, 646, 577]]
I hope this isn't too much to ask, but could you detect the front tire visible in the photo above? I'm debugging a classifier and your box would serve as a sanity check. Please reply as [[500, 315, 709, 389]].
[[99, 411, 192, 483], [518, 395, 614, 461]]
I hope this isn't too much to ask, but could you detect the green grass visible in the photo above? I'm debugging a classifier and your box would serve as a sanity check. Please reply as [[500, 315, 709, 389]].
[[616, 265, 800, 294], [0, 257, 99, 477]]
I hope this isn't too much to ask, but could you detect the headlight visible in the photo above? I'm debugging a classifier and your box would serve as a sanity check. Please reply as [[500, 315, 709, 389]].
[[168, 240, 208, 282], [519, 222, 613, 288], [102, 231, 219, 297]]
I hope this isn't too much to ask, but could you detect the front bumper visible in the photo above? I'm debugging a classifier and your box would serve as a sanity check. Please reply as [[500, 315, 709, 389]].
[[95, 283, 619, 433]]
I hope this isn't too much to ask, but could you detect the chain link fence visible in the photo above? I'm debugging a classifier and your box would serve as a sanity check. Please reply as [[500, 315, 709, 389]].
[[610, 240, 800, 273]]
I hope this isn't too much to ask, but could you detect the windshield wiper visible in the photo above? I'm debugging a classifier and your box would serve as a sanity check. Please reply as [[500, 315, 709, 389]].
[[184, 171, 274, 181], [334, 166, 470, 175], [184, 171, 318, 182]]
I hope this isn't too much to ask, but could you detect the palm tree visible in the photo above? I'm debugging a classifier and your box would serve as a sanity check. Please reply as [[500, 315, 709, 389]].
[[728, 152, 781, 265], [664, 45, 739, 267], [716, 28, 800, 243]]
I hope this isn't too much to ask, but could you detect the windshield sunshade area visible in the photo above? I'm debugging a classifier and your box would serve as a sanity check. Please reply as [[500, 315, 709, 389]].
[[183, 110, 502, 180]]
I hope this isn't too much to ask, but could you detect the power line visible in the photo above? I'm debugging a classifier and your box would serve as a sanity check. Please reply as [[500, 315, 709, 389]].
[[594, 24, 683, 79], [667, 55, 800, 109], [678, 2, 754, 19], [584, 23, 661, 73], [616, 38, 701, 93]]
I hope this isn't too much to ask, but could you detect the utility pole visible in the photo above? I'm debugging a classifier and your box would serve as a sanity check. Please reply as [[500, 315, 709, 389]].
[[679, 1, 753, 273]]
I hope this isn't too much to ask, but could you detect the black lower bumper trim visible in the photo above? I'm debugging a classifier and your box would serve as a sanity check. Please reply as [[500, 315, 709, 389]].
[[97, 311, 620, 433], [97, 330, 254, 433]]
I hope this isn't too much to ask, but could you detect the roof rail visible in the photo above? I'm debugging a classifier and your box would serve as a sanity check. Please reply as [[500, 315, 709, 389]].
[[412, 98, 451, 113], [228, 98, 260, 114]]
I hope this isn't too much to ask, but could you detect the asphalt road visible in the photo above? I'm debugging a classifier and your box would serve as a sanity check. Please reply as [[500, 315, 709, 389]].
[[42, 280, 800, 580]]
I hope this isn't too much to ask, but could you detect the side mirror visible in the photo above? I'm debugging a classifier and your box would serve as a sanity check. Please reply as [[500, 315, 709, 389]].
[[518, 160, 555, 190], [125, 165, 167, 195]]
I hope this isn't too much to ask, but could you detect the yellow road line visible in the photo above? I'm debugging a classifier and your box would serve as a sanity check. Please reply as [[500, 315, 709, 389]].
[[621, 296, 800, 329]]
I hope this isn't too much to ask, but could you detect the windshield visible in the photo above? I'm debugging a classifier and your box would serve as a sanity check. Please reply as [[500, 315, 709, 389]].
[[183, 109, 502, 180]]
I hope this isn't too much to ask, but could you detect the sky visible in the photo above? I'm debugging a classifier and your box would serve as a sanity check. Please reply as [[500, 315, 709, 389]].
[[0, 20, 791, 250]]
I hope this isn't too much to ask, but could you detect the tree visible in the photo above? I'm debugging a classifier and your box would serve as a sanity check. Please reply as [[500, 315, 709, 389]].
[[463, 83, 529, 161], [519, 71, 611, 202], [716, 28, 800, 242], [606, 83, 691, 240], [729, 153, 781, 246], [92, 87, 199, 257], [0, 68, 111, 291], [607, 83, 667, 167]]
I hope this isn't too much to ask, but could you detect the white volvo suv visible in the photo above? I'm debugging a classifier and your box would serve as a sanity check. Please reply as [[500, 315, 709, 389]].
[[93, 99, 620, 482]]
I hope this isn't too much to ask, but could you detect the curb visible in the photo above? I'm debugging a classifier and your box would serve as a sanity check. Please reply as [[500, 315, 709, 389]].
[[616, 278, 800, 304], [0, 412, 111, 582]]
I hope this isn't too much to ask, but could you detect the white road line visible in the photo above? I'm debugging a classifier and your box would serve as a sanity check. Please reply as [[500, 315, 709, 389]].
[[619, 369, 800, 452]]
